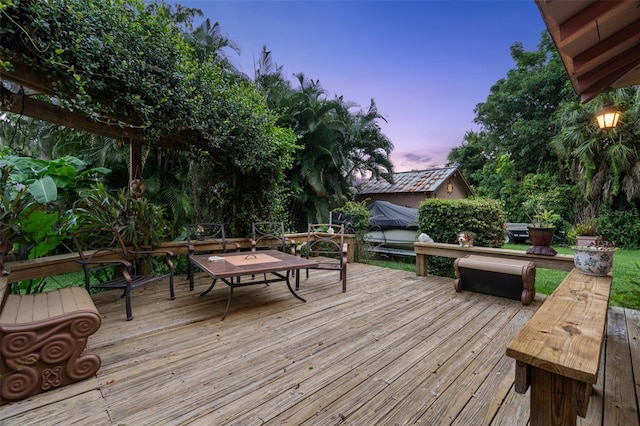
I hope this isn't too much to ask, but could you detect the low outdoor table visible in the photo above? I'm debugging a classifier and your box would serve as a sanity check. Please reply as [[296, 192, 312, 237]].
[[188, 250, 318, 320]]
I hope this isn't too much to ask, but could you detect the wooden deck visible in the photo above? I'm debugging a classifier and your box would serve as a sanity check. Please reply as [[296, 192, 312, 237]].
[[2, 263, 639, 425]]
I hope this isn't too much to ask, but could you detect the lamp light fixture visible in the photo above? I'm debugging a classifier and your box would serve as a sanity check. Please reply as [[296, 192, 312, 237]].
[[596, 103, 621, 130]]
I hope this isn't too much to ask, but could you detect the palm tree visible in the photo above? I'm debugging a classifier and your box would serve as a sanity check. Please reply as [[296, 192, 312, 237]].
[[187, 19, 244, 77], [284, 76, 395, 228], [253, 51, 394, 229], [284, 74, 343, 226], [339, 98, 394, 183], [551, 87, 640, 218], [254, 46, 292, 108]]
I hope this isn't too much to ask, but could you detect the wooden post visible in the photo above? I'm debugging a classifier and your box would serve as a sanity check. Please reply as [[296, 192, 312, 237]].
[[129, 138, 142, 181], [415, 250, 428, 276], [530, 367, 585, 426]]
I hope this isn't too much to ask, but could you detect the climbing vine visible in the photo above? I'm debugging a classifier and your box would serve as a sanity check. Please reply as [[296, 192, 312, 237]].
[[0, 0, 297, 235]]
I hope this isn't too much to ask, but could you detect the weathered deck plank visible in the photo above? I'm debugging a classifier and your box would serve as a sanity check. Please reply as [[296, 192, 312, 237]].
[[626, 308, 640, 421], [602, 308, 639, 426], [1, 263, 639, 425], [437, 308, 533, 425]]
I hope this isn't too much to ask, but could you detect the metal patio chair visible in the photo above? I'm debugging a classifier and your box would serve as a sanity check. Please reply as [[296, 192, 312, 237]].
[[296, 223, 347, 292], [71, 228, 174, 321]]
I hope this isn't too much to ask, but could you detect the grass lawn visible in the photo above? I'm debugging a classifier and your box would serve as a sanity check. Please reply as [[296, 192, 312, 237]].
[[368, 243, 640, 310]]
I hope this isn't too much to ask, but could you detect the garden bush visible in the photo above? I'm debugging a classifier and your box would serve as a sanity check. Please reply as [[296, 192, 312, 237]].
[[417, 198, 506, 277], [598, 205, 640, 249]]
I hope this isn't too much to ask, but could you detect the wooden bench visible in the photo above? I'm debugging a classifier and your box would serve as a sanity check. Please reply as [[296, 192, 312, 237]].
[[0, 282, 101, 405], [453, 255, 536, 305], [414, 242, 575, 276], [506, 268, 611, 425]]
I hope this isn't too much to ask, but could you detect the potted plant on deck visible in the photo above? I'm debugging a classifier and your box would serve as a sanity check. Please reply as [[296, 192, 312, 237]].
[[569, 218, 600, 247], [525, 206, 561, 256], [572, 237, 616, 276]]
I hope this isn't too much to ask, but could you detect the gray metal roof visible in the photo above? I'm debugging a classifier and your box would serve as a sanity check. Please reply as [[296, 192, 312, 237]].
[[357, 167, 459, 195]]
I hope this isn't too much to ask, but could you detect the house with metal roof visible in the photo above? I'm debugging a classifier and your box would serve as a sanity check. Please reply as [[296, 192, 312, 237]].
[[355, 166, 473, 208]]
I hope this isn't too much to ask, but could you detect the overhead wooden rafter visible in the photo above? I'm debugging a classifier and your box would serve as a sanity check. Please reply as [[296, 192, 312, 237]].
[[0, 60, 209, 151], [535, 0, 640, 103]]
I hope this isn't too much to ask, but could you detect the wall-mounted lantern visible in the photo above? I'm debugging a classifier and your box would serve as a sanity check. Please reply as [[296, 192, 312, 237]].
[[596, 104, 621, 130]]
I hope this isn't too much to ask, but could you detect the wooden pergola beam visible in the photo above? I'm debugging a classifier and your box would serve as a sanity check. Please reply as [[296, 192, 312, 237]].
[[0, 88, 205, 151]]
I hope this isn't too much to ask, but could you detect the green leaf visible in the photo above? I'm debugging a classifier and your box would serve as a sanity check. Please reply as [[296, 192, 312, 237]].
[[28, 176, 58, 203]]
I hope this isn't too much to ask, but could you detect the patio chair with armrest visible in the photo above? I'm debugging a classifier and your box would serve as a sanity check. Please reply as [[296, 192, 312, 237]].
[[250, 221, 289, 284], [251, 221, 288, 252], [186, 223, 239, 291], [71, 228, 175, 321], [296, 223, 347, 292]]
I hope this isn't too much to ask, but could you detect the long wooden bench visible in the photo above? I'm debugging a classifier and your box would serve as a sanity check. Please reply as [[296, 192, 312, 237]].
[[506, 268, 611, 425], [414, 242, 574, 276], [0, 279, 101, 405]]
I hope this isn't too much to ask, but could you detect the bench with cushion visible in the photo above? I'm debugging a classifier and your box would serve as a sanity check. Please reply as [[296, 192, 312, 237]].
[[506, 268, 611, 425], [0, 285, 101, 404], [453, 255, 536, 305]]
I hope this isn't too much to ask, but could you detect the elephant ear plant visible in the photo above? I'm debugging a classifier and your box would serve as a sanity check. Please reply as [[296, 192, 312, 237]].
[[0, 159, 58, 273], [0, 155, 110, 277]]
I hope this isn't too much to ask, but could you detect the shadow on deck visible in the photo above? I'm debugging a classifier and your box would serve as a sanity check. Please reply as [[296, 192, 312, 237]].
[[1, 263, 639, 425]]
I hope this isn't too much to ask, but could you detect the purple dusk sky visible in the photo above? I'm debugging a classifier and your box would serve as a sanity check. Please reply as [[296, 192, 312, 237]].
[[173, 1, 547, 172]]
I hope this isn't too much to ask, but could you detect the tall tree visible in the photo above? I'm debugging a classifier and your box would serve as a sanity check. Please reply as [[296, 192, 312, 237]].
[[340, 98, 394, 184], [550, 87, 640, 218], [472, 31, 576, 177], [186, 18, 244, 77], [448, 31, 578, 222], [446, 130, 487, 189], [253, 53, 394, 229]]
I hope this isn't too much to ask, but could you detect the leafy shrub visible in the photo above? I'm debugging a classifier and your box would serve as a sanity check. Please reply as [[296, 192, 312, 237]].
[[598, 206, 640, 249], [71, 183, 169, 250], [567, 218, 599, 244], [418, 198, 506, 247], [0, 154, 109, 260], [417, 198, 506, 277], [333, 200, 371, 262]]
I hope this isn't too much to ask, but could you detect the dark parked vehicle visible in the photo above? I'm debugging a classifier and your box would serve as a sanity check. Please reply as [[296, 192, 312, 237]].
[[505, 223, 530, 244], [505, 223, 569, 245]]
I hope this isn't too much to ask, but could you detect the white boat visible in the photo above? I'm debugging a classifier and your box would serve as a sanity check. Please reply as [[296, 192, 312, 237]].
[[364, 228, 418, 250], [364, 201, 424, 255]]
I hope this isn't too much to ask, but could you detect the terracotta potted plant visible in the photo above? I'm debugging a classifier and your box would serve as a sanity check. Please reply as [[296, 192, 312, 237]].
[[526, 207, 560, 256]]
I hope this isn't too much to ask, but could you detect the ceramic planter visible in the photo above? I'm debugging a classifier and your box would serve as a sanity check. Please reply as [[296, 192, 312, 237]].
[[572, 246, 615, 276], [575, 235, 600, 247], [526, 227, 557, 256]]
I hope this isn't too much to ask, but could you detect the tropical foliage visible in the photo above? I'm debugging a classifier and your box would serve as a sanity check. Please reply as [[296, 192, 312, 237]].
[[0, 0, 393, 237], [4, 0, 636, 251], [448, 30, 640, 247], [0, 153, 109, 259], [254, 49, 394, 229], [551, 88, 640, 219]]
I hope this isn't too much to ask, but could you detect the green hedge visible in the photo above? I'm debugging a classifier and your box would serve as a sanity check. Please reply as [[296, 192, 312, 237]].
[[417, 198, 506, 277]]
